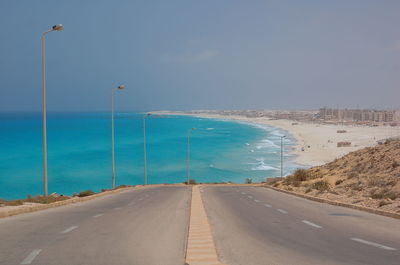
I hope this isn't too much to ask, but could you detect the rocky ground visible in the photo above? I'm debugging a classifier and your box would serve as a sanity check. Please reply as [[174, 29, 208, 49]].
[[266, 139, 400, 213]]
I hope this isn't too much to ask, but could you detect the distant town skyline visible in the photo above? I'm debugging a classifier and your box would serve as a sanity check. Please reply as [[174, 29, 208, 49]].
[[1, 0, 400, 112]]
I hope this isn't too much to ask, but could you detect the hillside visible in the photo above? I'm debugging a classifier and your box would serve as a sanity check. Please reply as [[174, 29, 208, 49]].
[[267, 139, 400, 213]]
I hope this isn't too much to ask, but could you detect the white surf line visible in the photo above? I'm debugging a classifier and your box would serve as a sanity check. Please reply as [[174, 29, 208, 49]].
[[61, 225, 78, 234], [21, 249, 42, 264], [302, 220, 322, 229], [93, 213, 104, 218], [277, 209, 288, 214], [264, 203, 272, 208], [351, 238, 397, 251]]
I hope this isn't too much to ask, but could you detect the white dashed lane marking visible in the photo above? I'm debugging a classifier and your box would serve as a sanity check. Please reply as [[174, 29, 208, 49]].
[[351, 238, 397, 251], [61, 225, 78, 234], [264, 203, 272, 208], [93, 213, 104, 218], [302, 220, 322, 229], [114, 207, 122, 210], [254, 199, 260, 203], [21, 249, 42, 264], [277, 209, 288, 214], [241, 192, 246, 195]]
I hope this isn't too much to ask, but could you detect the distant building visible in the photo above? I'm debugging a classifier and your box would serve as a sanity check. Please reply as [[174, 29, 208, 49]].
[[318, 107, 399, 123]]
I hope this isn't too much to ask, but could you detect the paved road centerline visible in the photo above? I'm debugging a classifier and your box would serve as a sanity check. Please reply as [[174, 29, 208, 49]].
[[277, 209, 288, 214], [21, 249, 42, 264], [350, 238, 397, 251], [61, 225, 78, 234], [185, 186, 224, 265], [302, 220, 322, 229], [93, 213, 104, 218]]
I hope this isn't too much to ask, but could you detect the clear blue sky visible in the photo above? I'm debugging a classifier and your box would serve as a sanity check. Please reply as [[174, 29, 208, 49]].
[[1, 0, 400, 111]]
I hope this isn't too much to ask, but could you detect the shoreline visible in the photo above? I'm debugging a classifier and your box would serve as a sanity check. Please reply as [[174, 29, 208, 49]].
[[154, 111, 400, 167]]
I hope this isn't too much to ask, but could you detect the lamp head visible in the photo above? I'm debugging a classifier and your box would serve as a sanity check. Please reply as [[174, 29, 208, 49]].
[[52, 24, 64, 31]]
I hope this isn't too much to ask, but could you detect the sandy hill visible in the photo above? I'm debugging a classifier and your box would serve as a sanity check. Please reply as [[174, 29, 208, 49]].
[[267, 139, 400, 213]]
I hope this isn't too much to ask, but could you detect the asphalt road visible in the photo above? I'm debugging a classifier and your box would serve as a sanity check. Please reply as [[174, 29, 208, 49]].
[[0, 186, 191, 265], [202, 186, 400, 265]]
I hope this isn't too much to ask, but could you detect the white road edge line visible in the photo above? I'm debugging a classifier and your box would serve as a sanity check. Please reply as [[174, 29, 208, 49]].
[[21, 249, 42, 264], [277, 209, 288, 214], [264, 203, 272, 208], [351, 237, 397, 251], [93, 213, 104, 218], [302, 220, 322, 228], [61, 225, 78, 234]]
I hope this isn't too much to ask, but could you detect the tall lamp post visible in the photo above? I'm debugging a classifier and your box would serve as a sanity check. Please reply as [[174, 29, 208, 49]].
[[143, 113, 151, 185], [280, 135, 286, 178], [187, 128, 197, 184], [111, 85, 125, 189], [42, 24, 64, 196]]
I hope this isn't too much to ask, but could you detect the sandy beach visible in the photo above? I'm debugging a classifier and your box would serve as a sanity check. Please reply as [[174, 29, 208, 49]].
[[155, 111, 400, 167]]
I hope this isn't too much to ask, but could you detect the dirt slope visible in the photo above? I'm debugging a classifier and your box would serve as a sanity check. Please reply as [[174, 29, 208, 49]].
[[267, 139, 400, 213]]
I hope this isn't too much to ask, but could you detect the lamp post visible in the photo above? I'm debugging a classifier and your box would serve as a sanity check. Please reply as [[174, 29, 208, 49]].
[[280, 135, 286, 178], [187, 128, 196, 184], [111, 85, 125, 189], [143, 113, 151, 185], [42, 24, 64, 196]]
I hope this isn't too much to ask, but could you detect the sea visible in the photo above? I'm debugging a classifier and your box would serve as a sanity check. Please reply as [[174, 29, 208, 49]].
[[0, 112, 299, 200]]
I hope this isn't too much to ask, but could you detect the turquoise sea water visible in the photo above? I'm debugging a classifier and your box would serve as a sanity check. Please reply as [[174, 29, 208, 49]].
[[0, 112, 298, 200]]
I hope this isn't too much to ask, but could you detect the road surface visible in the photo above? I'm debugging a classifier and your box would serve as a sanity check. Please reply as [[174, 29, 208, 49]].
[[0, 186, 190, 265], [202, 186, 400, 265]]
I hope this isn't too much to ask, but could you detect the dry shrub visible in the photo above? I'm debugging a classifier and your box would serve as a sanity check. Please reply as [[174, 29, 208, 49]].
[[379, 200, 391, 207], [266, 177, 283, 186], [311, 180, 331, 191], [77, 190, 95, 197], [347, 172, 358, 179], [284, 169, 318, 186], [335, 179, 344, 186]]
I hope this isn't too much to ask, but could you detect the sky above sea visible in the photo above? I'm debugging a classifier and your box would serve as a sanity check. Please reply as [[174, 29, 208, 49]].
[[1, 1, 400, 112]]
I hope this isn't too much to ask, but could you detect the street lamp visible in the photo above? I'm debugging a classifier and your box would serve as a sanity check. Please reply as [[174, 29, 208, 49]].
[[111, 85, 125, 189], [143, 113, 151, 185], [187, 128, 197, 184], [41, 24, 64, 196], [280, 135, 286, 178]]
